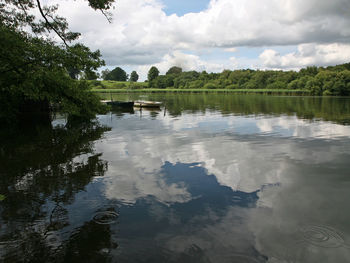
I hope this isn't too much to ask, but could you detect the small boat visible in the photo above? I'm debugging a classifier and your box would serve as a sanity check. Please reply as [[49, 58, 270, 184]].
[[134, 100, 162, 108], [101, 100, 134, 107]]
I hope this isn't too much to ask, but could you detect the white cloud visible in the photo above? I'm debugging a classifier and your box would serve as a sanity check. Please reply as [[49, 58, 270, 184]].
[[225, 48, 238, 53], [46, 0, 350, 69], [259, 43, 350, 69], [256, 116, 350, 139], [95, 111, 350, 204], [96, 111, 350, 261], [136, 51, 226, 80]]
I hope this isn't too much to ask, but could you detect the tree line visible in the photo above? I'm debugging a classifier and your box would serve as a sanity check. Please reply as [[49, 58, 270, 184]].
[[99, 67, 139, 82], [145, 64, 350, 96]]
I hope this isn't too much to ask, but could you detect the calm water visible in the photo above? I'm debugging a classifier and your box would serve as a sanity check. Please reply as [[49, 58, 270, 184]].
[[1, 94, 350, 263]]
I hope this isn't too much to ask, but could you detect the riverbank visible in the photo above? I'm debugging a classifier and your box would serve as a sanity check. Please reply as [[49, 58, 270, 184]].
[[92, 88, 311, 95]]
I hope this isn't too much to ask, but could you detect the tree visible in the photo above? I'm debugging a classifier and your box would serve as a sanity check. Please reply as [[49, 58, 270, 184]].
[[105, 67, 128, 81], [166, 66, 182, 75], [300, 66, 318, 77], [148, 66, 160, 82], [101, 69, 111, 80], [68, 67, 81, 79], [0, 120, 112, 261], [153, 75, 174, 89], [83, 69, 99, 80], [129, 71, 139, 82], [0, 0, 115, 123]]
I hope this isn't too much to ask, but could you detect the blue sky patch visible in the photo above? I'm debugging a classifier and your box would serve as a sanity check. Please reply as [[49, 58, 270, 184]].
[[161, 0, 210, 16]]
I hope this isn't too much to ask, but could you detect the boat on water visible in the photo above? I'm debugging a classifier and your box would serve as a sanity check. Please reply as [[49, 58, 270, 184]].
[[134, 100, 162, 108], [101, 100, 134, 107]]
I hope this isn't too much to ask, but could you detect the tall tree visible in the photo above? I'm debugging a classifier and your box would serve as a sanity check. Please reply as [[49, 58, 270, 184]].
[[68, 67, 81, 80], [105, 67, 128, 81], [83, 69, 99, 80], [0, 0, 115, 123], [101, 69, 111, 80], [148, 66, 160, 82], [166, 66, 182, 75], [129, 71, 139, 82]]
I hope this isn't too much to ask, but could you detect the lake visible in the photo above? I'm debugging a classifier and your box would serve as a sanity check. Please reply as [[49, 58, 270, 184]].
[[1, 94, 350, 262]]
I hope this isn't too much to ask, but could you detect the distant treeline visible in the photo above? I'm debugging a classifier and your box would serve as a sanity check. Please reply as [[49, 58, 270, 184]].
[[92, 63, 350, 96], [146, 64, 350, 96]]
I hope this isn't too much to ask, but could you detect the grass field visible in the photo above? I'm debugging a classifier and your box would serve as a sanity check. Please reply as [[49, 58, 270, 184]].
[[88, 80, 148, 89], [88, 80, 311, 95]]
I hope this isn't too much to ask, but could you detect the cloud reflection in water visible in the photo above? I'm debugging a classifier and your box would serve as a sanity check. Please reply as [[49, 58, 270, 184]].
[[96, 109, 350, 262]]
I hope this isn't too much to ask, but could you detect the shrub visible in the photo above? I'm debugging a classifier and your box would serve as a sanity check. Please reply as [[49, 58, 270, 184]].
[[287, 79, 299, 90], [91, 80, 101, 86], [114, 83, 126, 89], [203, 83, 218, 89], [323, 90, 332, 96], [226, 84, 239, 89], [266, 81, 287, 90]]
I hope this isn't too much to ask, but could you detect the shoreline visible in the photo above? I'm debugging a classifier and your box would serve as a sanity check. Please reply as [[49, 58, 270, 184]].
[[92, 88, 311, 95]]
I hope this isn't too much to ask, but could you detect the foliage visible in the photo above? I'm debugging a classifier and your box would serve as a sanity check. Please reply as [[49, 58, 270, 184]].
[[226, 84, 239, 89], [83, 69, 99, 80], [0, 0, 115, 123], [101, 69, 110, 80], [173, 71, 200, 88], [148, 66, 160, 82], [129, 70, 139, 82], [93, 88, 310, 95], [203, 82, 219, 89], [92, 62, 350, 97], [104, 67, 128, 81], [142, 63, 350, 96], [152, 75, 174, 89], [0, 120, 112, 261], [166, 66, 182, 75], [88, 80, 147, 89]]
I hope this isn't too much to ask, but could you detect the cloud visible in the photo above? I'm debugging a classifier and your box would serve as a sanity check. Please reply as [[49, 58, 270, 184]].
[[225, 48, 238, 53], [135, 50, 226, 80], [256, 116, 350, 139], [247, 141, 350, 262], [259, 43, 350, 69], [96, 110, 350, 204], [97, 110, 350, 261], [47, 0, 350, 68]]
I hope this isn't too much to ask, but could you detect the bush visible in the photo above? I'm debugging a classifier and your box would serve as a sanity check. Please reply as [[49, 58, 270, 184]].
[[266, 81, 287, 90], [187, 80, 203, 89], [287, 79, 299, 90], [323, 90, 332, 96], [242, 81, 257, 89], [128, 83, 145, 89], [115, 83, 126, 89], [226, 84, 239, 89], [150, 75, 174, 89], [91, 80, 101, 87], [203, 83, 218, 89]]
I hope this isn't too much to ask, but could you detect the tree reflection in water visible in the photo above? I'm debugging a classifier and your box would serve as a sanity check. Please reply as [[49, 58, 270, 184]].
[[0, 120, 115, 263]]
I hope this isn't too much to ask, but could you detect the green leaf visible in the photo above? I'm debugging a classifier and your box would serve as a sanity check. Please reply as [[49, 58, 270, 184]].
[[0, 194, 6, 201]]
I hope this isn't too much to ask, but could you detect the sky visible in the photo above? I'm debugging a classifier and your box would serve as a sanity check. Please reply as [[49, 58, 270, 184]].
[[46, 0, 350, 80]]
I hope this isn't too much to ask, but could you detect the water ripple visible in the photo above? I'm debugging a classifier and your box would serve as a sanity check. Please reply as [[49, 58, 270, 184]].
[[93, 211, 119, 225], [299, 225, 348, 248]]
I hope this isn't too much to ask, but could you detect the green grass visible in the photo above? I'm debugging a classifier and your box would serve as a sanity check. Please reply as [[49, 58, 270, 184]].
[[91, 88, 311, 95], [87, 80, 148, 89], [87, 80, 311, 95], [88, 80, 310, 95], [0, 194, 5, 201]]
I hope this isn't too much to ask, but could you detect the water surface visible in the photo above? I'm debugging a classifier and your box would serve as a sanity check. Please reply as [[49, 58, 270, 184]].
[[1, 94, 350, 262]]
